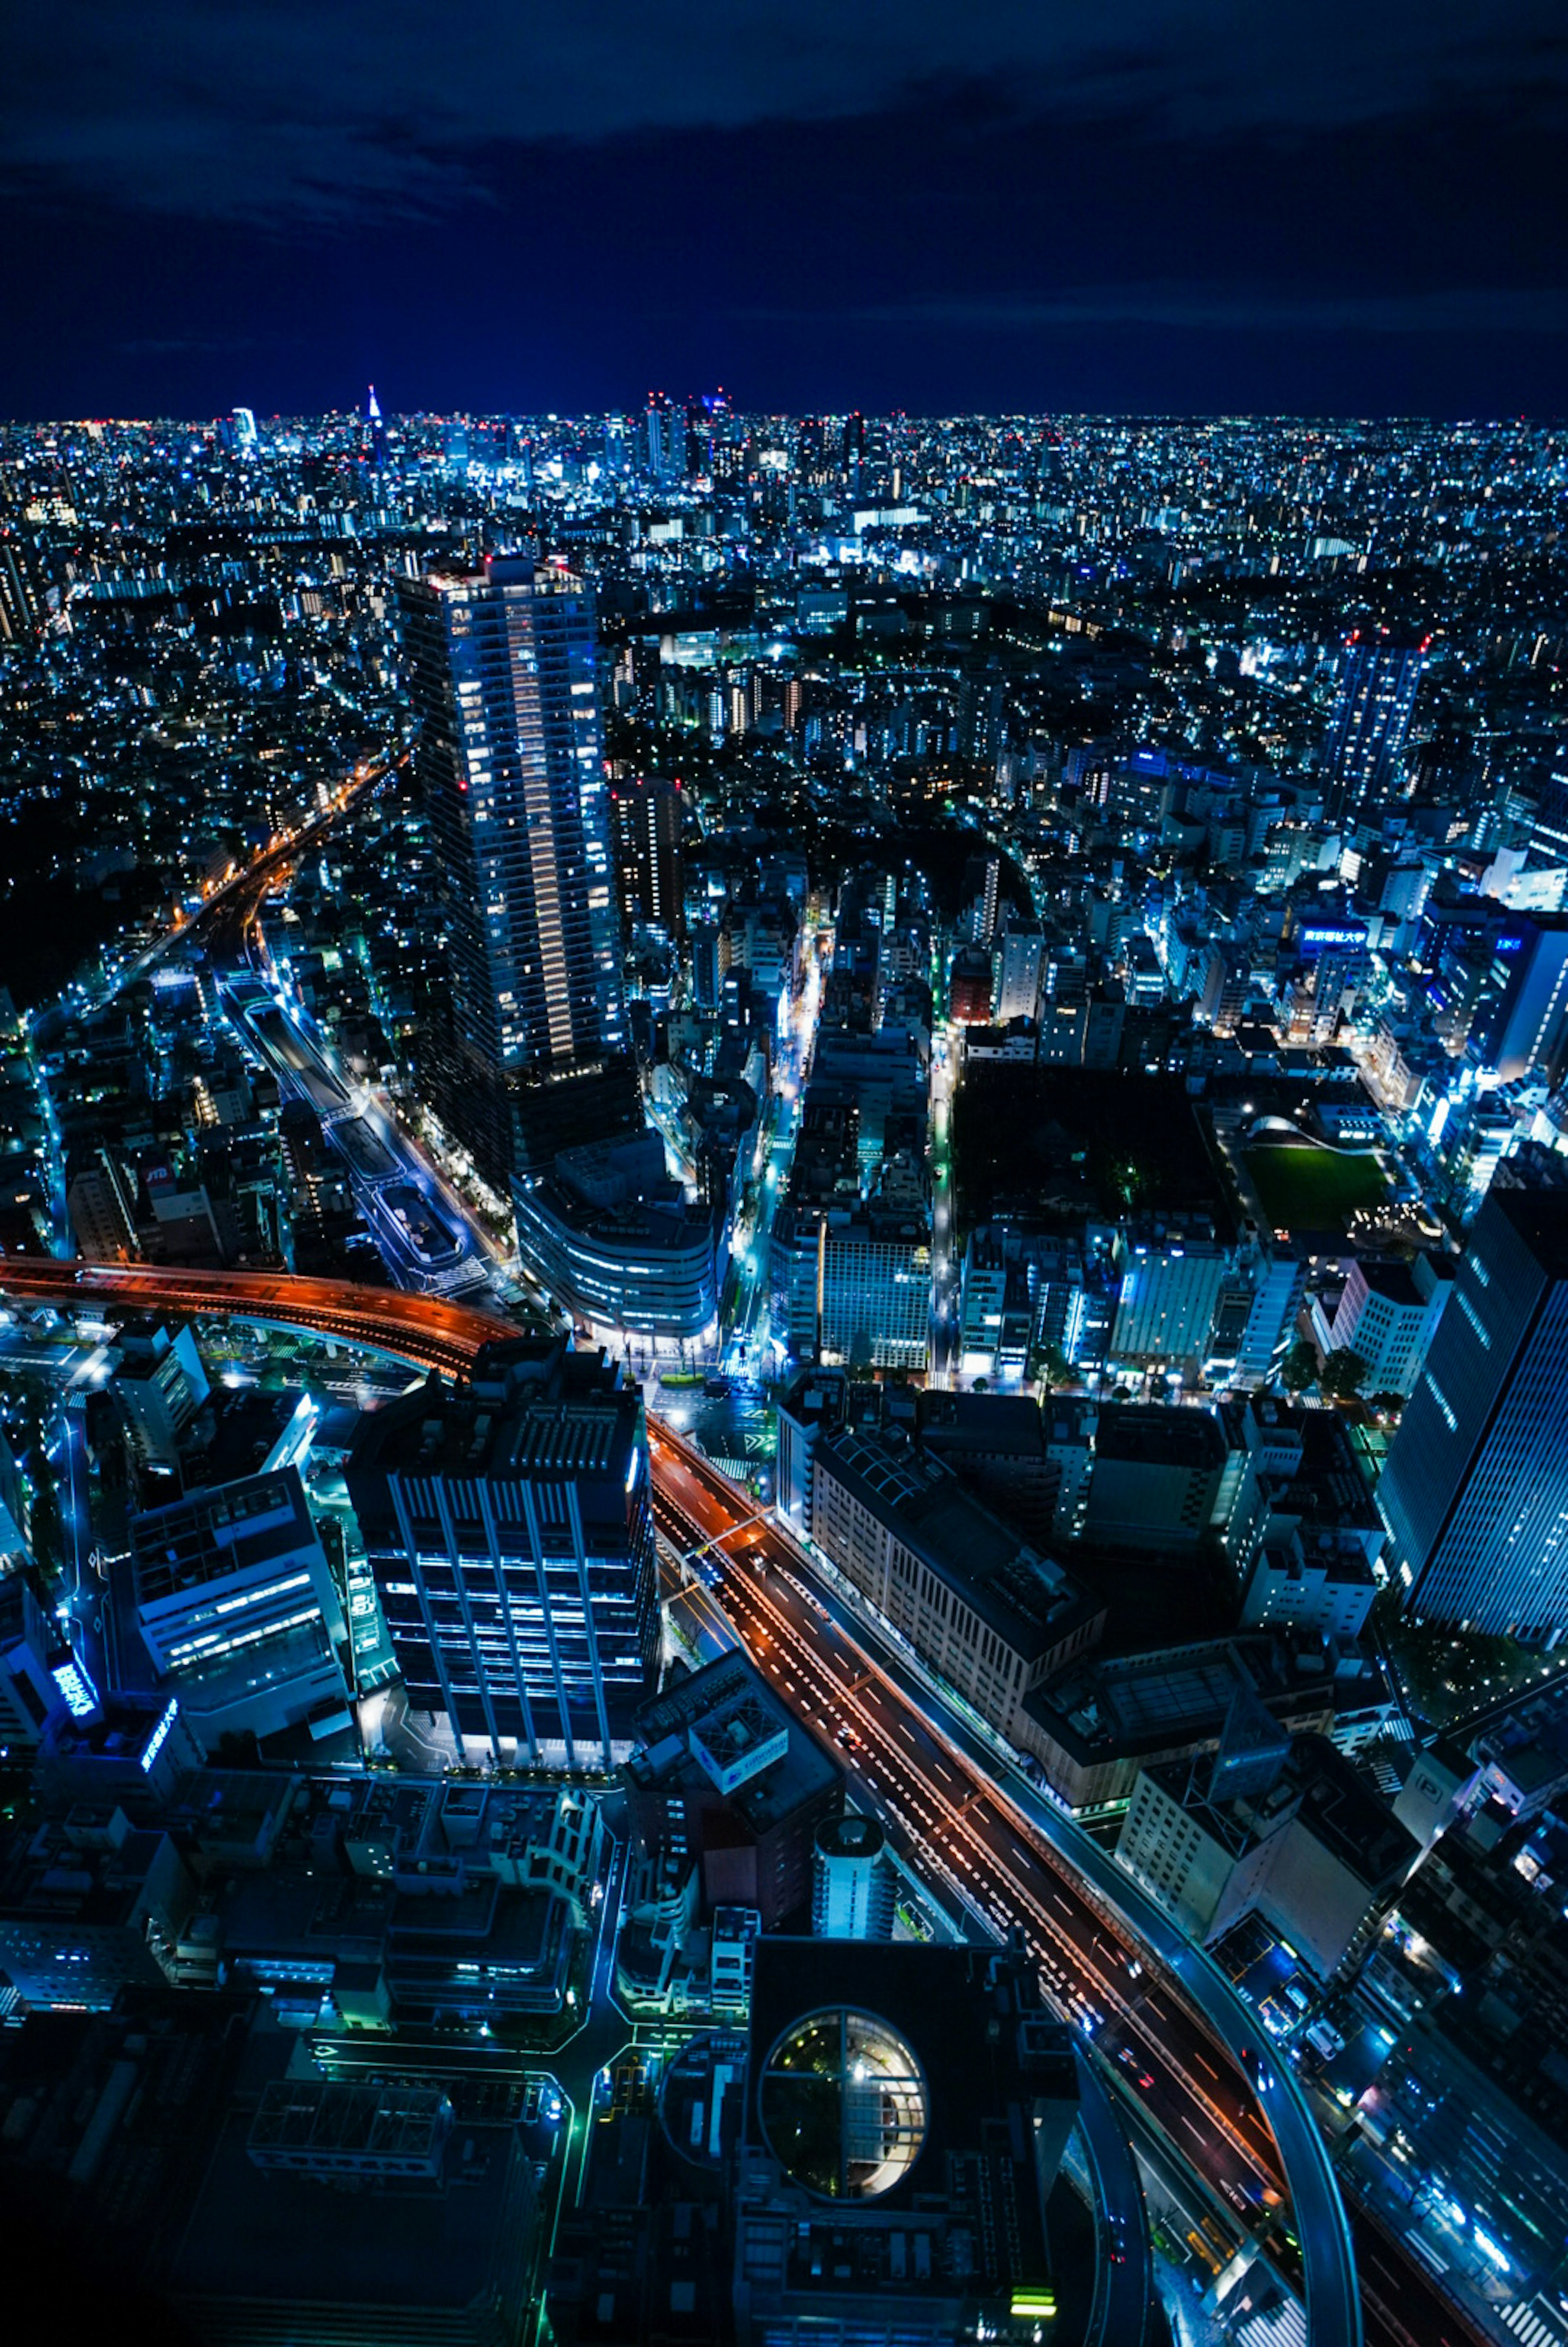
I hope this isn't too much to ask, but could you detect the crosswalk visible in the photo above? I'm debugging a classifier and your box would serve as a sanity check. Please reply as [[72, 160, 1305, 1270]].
[[1503, 2297, 1568, 2347], [1229, 2293, 1307, 2347]]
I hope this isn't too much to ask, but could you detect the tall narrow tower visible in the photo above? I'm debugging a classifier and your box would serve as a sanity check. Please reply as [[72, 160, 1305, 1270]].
[[366, 384, 388, 472], [397, 559, 625, 1190], [1323, 629, 1428, 820]]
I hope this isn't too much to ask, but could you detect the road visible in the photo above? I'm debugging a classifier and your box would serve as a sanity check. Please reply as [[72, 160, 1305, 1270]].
[[0, 1259, 516, 1380], [29, 748, 408, 1049], [648, 1422, 1368, 2347], [220, 979, 492, 1300], [720, 920, 826, 1378], [652, 1451, 1281, 2208], [1074, 2044, 1155, 2347]]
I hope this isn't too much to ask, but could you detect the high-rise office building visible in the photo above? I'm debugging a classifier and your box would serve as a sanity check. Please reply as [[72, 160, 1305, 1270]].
[[397, 558, 624, 1191], [0, 533, 45, 643], [640, 394, 684, 483], [993, 922, 1044, 1023], [0, 1575, 58, 1747], [609, 774, 684, 937], [1323, 629, 1428, 818], [1470, 914, 1568, 1084], [67, 1146, 138, 1262], [345, 1339, 657, 1767], [1377, 1185, 1568, 1638], [1529, 767, 1568, 866]]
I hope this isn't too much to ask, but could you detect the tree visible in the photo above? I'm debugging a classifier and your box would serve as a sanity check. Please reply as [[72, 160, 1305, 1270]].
[[1280, 1341, 1318, 1394], [1319, 1347, 1370, 1401], [1031, 1344, 1073, 1393]]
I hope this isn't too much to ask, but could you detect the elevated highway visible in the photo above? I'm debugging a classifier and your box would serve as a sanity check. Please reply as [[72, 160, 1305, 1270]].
[[0, 1259, 514, 1380]]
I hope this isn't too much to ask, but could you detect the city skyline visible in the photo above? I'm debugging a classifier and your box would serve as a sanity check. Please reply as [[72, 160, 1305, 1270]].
[[4, 390, 1568, 2347], [4, 8, 1568, 2340]]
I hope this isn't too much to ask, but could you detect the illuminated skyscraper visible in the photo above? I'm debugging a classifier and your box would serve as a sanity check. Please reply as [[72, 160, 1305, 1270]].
[[397, 559, 624, 1189], [345, 1340, 657, 1766], [640, 393, 683, 482], [1470, 914, 1568, 1084], [610, 774, 684, 937], [1377, 1184, 1568, 1638], [1323, 629, 1428, 818]]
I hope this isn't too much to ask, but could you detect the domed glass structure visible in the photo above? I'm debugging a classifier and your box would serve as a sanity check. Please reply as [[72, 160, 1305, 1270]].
[[757, 2007, 927, 2199]]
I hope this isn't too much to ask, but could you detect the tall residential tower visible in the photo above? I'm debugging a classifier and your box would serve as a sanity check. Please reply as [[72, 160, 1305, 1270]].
[[397, 559, 625, 1190], [1323, 629, 1428, 820]]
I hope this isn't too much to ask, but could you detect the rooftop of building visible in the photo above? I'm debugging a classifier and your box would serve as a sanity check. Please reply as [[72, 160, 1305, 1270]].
[[0, 1989, 257, 2289], [1258, 1406, 1384, 1535], [158, 1767, 296, 1857], [1146, 1731, 1417, 1888], [1464, 1671, 1568, 1780], [1024, 1633, 1348, 1763], [628, 1650, 842, 1832], [169, 2022, 535, 2314], [1094, 1402, 1227, 1471], [515, 1169, 715, 1253], [819, 1420, 1095, 1660], [129, 1465, 318, 1604], [915, 1388, 1048, 1460], [816, 1811, 886, 1861], [0, 1812, 181, 1928], [1352, 1255, 1427, 1308], [178, 1384, 312, 1489], [1488, 1182, 1568, 1281], [742, 1937, 1074, 2288], [347, 1339, 641, 1488], [1291, 1733, 1420, 1890], [36, 1691, 180, 1769]]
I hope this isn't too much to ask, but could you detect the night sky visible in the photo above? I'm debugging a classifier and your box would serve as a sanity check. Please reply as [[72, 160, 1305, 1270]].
[[2, 2, 1565, 420]]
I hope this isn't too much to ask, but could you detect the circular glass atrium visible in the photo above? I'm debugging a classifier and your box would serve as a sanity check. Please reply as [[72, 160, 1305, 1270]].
[[757, 2006, 928, 2200]]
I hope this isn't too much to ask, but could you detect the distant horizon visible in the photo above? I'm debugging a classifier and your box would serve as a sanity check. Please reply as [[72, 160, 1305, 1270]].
[[7, 403, 1565, 428]]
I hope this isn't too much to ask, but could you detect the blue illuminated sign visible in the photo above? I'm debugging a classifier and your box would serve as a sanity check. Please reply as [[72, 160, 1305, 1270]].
[[141, 1696, 179, 1772], [51, 1657, 100, 1720]]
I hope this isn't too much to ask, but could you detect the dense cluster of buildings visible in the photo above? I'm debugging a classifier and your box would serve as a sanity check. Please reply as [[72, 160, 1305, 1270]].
[[5, 401, 1568, 2342]]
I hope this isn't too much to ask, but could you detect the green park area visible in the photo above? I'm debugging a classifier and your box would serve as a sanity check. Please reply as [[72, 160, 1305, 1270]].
[[1244, 1142, 1389, 1231]]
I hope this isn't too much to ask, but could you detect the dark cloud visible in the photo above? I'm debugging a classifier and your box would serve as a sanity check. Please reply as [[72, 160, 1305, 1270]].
[[2, 1, 1565, 224], [751, 290, 1568, 338], [0, 4, 1564, 417]]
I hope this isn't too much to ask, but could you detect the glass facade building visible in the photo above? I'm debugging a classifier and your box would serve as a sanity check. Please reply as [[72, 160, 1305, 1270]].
[[1377, 1186, 1568, 1638]]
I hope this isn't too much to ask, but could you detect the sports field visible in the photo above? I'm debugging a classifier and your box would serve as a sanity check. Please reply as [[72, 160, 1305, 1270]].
[[1244, 1143, 1389, 1229]]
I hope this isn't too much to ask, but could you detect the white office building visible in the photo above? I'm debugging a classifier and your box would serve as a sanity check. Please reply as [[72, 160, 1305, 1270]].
[[126, 1468, 350, 1751]]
